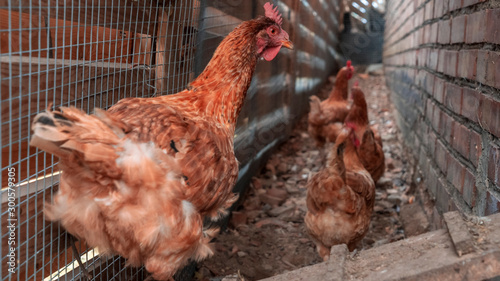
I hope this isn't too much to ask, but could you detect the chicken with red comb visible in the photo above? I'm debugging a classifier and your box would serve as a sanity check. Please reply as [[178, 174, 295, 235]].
[[308, 60, 355, 146], [30, 2, 293, 280], [305, 126, 375, 259], [344, 81, 385, 182]]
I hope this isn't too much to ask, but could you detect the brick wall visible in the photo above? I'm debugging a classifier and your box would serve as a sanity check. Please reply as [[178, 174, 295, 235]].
[[383, 0, 500, 217]]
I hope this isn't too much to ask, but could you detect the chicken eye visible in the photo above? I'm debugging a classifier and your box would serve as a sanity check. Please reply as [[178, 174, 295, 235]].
[[269, 27, 277, 34]]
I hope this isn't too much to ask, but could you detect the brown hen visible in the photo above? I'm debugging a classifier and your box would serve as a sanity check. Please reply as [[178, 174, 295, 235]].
[[30, 3, 293, 280], [308, 61, 354, 146], [345, 82, 385, 182], [305, 127, 375, 260]]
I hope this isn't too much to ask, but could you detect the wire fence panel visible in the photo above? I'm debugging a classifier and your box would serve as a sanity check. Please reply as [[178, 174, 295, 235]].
[[1, 0, 344, 280], [1, 1, 199, 280]]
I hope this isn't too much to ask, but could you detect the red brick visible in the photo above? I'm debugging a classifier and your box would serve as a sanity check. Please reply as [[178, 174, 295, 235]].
[[485, 191, 500, 216], [437, 49, 445, 73], [436, 177, 454, 212], [419, 146, 430, 175], [449, 0, 463, 11], [417, 70, 435, 93], [439, 111, 454, 144], [414, 8, 425, 28], [446, 155, 466, 193], [429, 131, 438, 158], [427, 48, 439, 70], [425, 0, 435, 21], [479, 97, 500, 138], [463, 168, 476, 207], [428, 166, 439, 197], [451, 123, 470, 159], [423, 25, 431, 44], [410, 50, 418, 66], [420, 119, 431, 147], [477, 50, 496, 86], [463, 0, 486, 7], [431, 104, 441, 131], [433, 77, 445, 102], [430, 22, 438, 43], [417, 48, 428, 67], [425, 73, 435, 94], [416, 69, 425, 87], [434, 0, 444, 18], [469, 130, 482, 166], [426, 98, 434, 120], [436, 140, 448, 175], [494, 52, 500, 89], [466, 10, 487, 43], [442, 0, 450, 14], [461, 88, 481, 123], [486, 9, 500, 45], [418, 28, 425, 46], [457, 50, 477, 80], [488, 144, 500, 186], [437, 19, 451, 44], [451, 15, 467, 44], [444, 82, 462, 114], [413, 30, 421, 46], [443, 50, 458, 77]]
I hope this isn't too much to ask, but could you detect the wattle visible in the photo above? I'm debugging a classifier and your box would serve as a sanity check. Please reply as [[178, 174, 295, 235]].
[[262, 45, 282, 61]]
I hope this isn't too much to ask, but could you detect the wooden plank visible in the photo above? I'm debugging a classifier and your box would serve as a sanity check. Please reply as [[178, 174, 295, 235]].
[[1, 183, 70, 280], [1, 55, 156, 147], [155, 1, 195, 95], [1, 0, 159, 36], [1, 141, 55, 189], [132, 33, 153, 65], [48, 17, 134, 63], [0, 10, 153, 64], [1, 56, 155, 188], [0, 10, 49, 57]]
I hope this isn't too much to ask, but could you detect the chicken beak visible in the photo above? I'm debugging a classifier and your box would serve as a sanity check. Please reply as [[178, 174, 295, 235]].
[[281, 39, 294, 50]]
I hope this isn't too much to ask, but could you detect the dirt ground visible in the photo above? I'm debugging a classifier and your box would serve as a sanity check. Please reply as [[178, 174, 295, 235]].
[[195, 69, 418, 281]]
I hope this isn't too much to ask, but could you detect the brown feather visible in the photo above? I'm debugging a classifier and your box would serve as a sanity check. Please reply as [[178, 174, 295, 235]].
[[31, 4, 292, 279], [344, 85, 385, 182], [305, 128, 375, 259], [307, 63, 354, 146]]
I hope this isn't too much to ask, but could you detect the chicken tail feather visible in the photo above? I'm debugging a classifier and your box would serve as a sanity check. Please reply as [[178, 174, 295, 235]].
[[30, 109, 73, 159], [30, 107, 127, 162]]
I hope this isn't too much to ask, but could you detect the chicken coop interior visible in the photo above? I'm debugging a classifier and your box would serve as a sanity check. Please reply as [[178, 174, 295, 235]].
[[1, 0, 500, 280]]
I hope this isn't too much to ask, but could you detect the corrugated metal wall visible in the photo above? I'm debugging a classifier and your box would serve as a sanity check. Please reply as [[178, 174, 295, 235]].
[[0, 0, 344, 280]]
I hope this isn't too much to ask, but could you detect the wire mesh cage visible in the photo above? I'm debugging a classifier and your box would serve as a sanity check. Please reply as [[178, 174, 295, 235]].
[[1, 1, 200, 280], [1, 0, 344, 280]]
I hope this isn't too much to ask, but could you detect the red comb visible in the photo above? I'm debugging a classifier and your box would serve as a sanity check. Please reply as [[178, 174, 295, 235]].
[[347, 60, 351, 67], [264, 2, 283, 25], [354, 81, 359, 87]]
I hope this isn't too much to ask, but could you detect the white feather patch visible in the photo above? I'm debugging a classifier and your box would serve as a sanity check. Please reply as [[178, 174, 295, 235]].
[[93, 196, 112, 206], [115, 140, 156, 166], [181, 200, 196, 224]]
